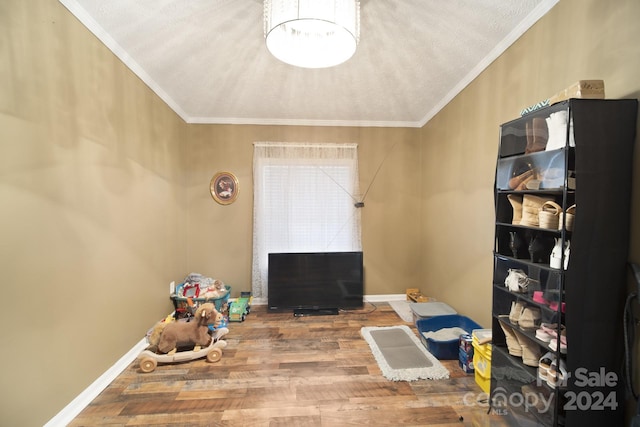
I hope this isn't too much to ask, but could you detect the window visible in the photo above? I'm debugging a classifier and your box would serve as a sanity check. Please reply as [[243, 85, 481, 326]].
[[252, 142, 361, 299]]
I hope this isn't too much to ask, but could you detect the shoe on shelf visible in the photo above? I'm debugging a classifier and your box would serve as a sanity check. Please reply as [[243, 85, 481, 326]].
[[522, 349, 542, 368], [549, 338, 567, 354], [535, 328, 553, 342], [549, 301, 566, 313], [509, 301, 526, 325], [518, 307, 541, 331], [532, 291, 548, 305], [538, 352, 556, 381], [514, 328, 541, 367], [547, 358, 568, 389], [499, 317, 523, 357], [541, 323, 565, 338], [559, 204, 576, 231], [507, 195, 523, 225], [541, 323, 567, 353], [509, 170, 535, 191]]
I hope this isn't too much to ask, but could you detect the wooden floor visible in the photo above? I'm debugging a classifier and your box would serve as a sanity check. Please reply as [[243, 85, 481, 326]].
[[69, 302, 512, 426]]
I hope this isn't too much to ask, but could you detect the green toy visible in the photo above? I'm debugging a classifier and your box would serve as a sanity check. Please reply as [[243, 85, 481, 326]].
[[229, 292, 253, 322]]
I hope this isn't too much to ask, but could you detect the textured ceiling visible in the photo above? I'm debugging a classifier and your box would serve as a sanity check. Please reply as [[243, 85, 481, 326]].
[[59, 0, 558, 127]]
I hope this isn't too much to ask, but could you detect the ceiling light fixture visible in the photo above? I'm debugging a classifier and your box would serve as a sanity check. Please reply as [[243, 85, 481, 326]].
[[263, 0, 360, 69]]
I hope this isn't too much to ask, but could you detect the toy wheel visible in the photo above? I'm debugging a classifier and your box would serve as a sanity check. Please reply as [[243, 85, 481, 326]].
[[139, 357, 157, 373], [207, 348, 223, 363]]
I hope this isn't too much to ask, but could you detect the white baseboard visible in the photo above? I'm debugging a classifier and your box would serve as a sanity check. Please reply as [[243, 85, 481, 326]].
[[365, 294, 406, 302], [248, 297, 267, 305], [44, 338, 148, 427], [45, 293, 404, 426]]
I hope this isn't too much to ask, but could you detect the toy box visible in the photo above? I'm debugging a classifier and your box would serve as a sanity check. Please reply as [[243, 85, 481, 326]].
[[171, 284, 231, 318], [416, 314, 482, 360]]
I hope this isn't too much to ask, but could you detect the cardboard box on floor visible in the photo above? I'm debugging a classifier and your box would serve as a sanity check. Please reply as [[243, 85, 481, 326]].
[[405, 288, 435, 303]]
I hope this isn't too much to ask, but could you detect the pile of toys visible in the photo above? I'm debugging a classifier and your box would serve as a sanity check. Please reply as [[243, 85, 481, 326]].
[[136, 273, 255, 372], [171, 273, 231, 319], [175, 272, 229, 300]]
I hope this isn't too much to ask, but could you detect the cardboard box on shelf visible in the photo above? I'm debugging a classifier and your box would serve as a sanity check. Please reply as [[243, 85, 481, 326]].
[[549, 80, 605, 105]]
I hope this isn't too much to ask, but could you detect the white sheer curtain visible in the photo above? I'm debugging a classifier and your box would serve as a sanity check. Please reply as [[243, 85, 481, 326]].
[[252, 142, 362, 299]]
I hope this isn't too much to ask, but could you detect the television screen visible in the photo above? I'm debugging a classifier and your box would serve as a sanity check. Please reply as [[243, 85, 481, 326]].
[[267, 251, 364, 315]]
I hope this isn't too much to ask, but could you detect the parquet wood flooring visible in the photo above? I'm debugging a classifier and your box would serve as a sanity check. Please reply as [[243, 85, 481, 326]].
[[69, 302, 511, 426]]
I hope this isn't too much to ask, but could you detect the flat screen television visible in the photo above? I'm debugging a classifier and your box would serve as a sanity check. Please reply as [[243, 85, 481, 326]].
[[267, 251, 364, 316]]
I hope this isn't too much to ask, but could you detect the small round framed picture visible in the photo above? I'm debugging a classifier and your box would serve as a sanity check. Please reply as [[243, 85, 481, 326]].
[[210, 171, 239, 205]]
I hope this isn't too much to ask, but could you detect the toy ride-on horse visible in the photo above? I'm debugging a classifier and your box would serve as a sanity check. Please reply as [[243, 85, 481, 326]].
[[138, 302, 228, 373]]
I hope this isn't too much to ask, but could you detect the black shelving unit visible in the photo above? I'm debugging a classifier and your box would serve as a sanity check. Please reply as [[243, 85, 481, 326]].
[[490, 99, 638, 426]]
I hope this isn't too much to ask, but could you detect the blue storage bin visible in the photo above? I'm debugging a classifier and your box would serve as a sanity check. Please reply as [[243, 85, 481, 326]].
[[416, 314, 482, 360]]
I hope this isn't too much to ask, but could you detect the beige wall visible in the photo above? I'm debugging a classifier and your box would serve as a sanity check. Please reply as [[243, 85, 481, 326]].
[[184, 124, 421, 297], [420, 0, 640, 326], [420, 0, 640, 416], [2, 0, 640, 425], [1, 3, 421, 424], [1, 1, 188, 425]]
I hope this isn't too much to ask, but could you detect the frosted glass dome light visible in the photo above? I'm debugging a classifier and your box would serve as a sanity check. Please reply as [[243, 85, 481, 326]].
[[264, 0, 360, 69]]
